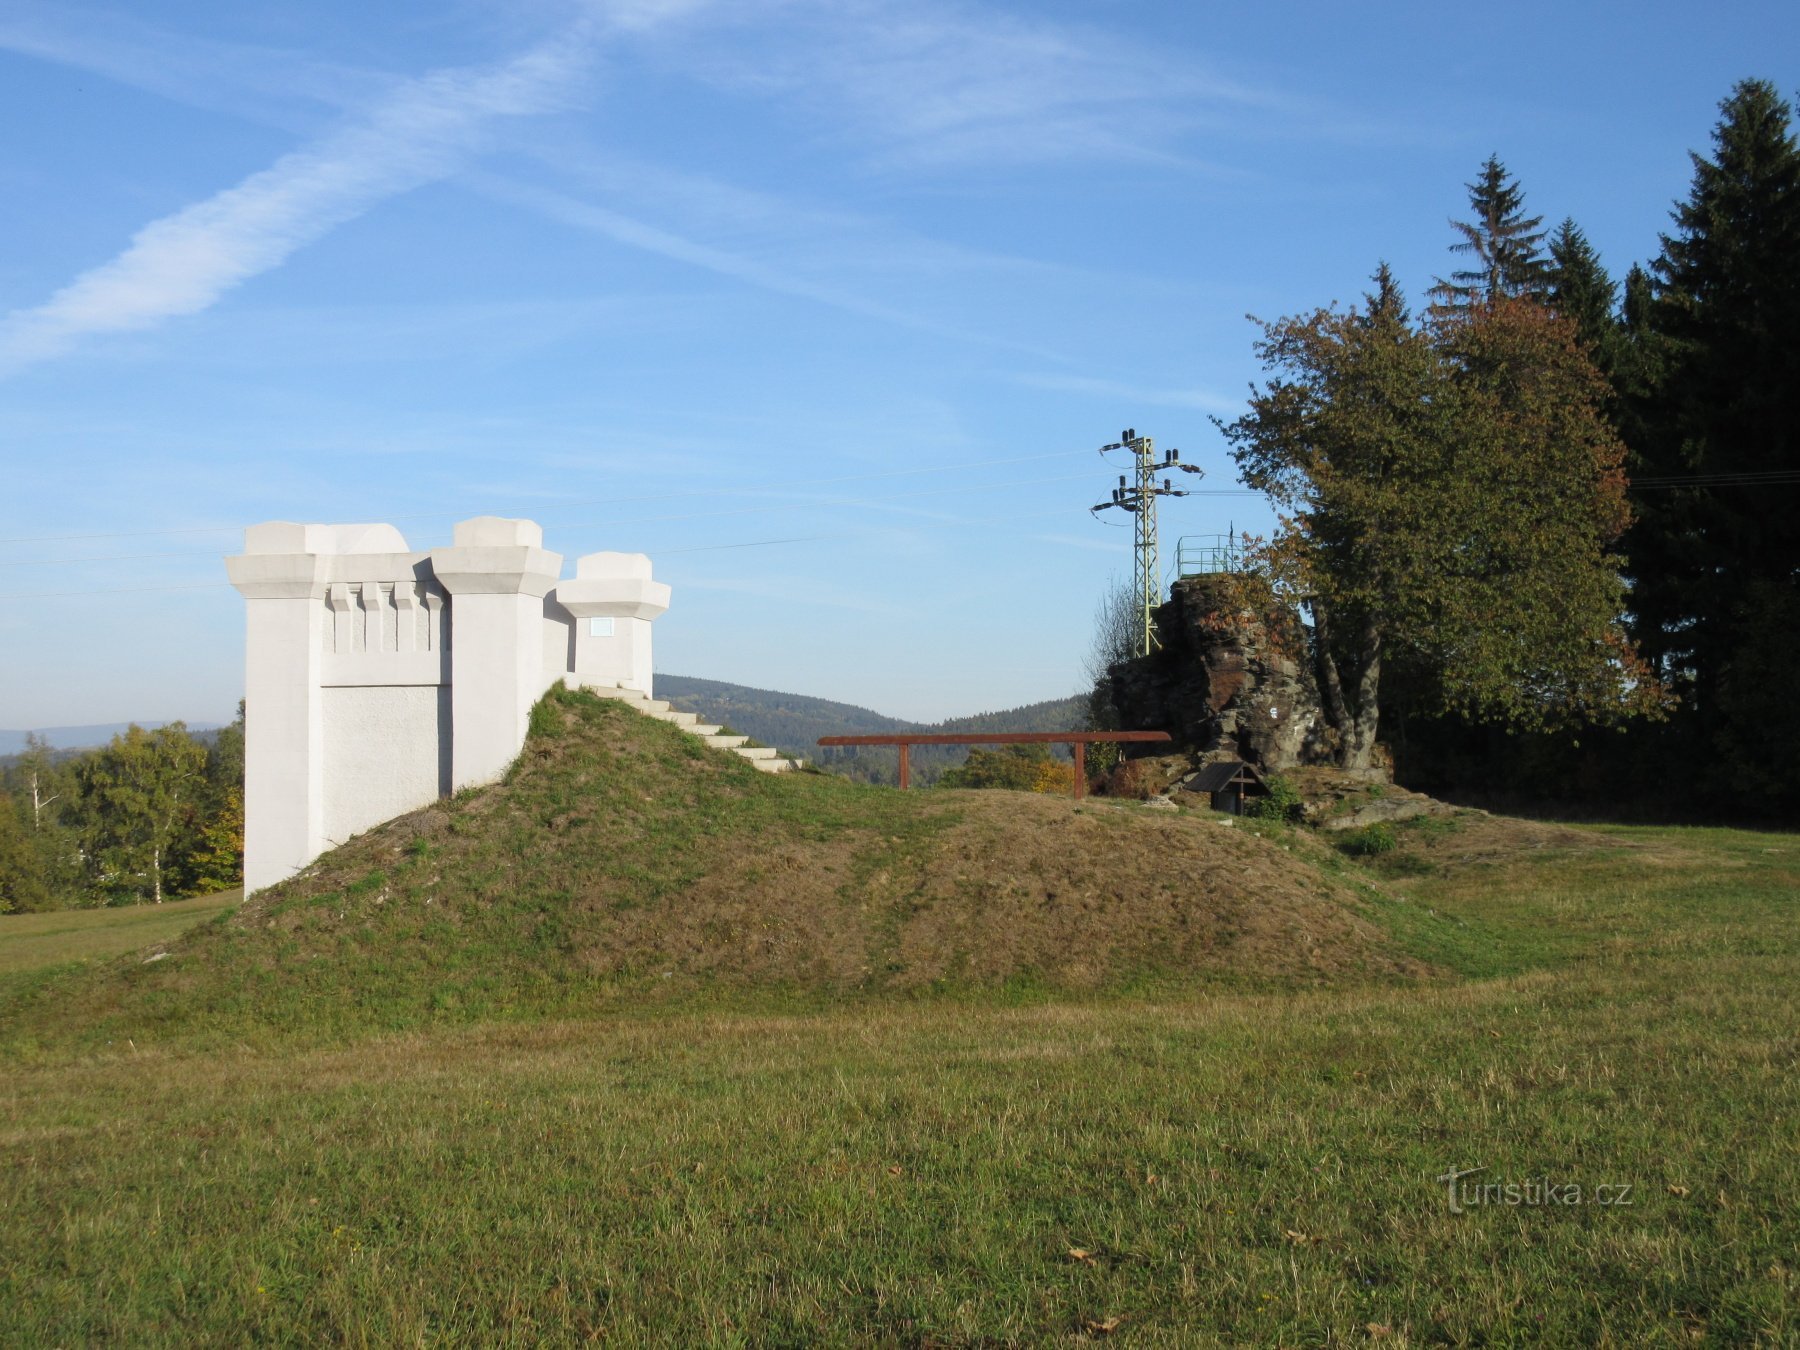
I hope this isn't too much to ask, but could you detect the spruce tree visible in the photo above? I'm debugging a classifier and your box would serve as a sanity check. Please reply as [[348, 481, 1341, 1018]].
[[1633, 78, 1800, 805], [1547, 218, 1619, 366], [1428, 155, 1550, 318]]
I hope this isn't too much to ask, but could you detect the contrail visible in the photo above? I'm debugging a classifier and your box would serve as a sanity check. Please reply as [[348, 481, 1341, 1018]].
[[0, 20, 603, 375]]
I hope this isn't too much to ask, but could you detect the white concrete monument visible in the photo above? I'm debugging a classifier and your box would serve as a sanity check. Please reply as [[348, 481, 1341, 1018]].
[[227, 516, 669, 893]]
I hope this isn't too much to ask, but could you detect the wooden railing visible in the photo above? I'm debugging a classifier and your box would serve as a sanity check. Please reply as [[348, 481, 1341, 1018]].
[[814, 730, 1172, 798]]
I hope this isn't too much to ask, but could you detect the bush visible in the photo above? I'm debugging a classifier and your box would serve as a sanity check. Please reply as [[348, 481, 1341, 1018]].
[[940, 745, 1073, 794], [1083, 739, 1122, 781], [1103, 758, 1154, 801], [1242, 774, 1303, 822], [1335, 821, 1399, 856]]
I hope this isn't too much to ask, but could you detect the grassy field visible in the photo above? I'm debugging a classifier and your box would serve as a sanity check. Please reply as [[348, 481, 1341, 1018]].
[[0, 889, 238, 976], [1, 694, 1795, 1344]]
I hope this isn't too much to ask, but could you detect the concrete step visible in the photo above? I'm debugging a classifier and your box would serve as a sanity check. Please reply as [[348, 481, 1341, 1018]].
[[734, 746, 778, 761], [655, 710, 699, 728], [690, 725, 722, 737], [751, 758, 792, 773], [703, 734, 749, 749], [588, 684, 648, 704]]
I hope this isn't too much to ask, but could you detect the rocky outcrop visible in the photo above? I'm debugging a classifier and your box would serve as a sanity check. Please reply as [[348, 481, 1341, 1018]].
[[1106, 576, 1336, 773], [1287, 769, 1462, 831]]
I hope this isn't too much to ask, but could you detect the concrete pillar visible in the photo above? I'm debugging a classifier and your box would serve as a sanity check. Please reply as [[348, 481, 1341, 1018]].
[[430, 517, 563, 790], [555, 550, 671, 696], [226, 524, 330, 893]]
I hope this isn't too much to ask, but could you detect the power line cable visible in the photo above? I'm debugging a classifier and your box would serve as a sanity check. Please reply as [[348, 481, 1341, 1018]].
[[0, 499, 1151, 601], [0, 478, 1261, 568], [1628, 471, 1800, 490], [0, 446, 1110, 547]]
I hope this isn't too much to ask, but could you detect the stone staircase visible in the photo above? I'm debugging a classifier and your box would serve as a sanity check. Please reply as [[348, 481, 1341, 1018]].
[[576, 681, 802, 774]]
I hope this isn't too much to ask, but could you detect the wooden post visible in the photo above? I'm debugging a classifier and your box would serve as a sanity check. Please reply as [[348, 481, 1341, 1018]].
[[898, 742, 910, 790], [1073, 741, 1085, 800]]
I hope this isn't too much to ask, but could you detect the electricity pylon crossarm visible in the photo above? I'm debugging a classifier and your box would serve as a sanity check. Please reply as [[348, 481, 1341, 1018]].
[[1089, 428, 1205, 657]]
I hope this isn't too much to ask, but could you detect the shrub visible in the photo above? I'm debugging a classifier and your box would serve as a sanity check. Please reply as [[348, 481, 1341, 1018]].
[[1242, 774, 1303, 822], [1084, 740, 1122, 781], [1335, 821, 1399, 856], [941, 745, 1073, 794], [1104, 758, 1154, 801]]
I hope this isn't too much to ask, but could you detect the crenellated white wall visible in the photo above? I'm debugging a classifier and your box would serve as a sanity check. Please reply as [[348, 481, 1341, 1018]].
[[226, 516, 670, 893]]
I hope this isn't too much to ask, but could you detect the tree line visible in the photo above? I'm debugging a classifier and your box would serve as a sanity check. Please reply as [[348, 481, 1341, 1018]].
[[1210, 78, 1799, 817], [0, 710, 243, 912]]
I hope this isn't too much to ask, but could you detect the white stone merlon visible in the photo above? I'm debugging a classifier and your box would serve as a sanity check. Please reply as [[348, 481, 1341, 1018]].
[[429, 517, 563, 794], [227, 516, 670, 894], [556, 550, 671, 696]]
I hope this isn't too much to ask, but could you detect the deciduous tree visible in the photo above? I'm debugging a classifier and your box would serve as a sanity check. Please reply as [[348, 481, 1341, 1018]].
[[74, 724, 207, 904], [1219, 269, 1660, 770]]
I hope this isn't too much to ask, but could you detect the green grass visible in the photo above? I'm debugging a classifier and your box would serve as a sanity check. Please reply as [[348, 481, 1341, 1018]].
[[0, 695, 1795, 1344], [0, 890, 238, 978]]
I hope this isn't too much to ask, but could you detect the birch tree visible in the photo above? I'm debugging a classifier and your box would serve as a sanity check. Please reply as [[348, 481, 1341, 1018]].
[[75, 724, 207, 904]]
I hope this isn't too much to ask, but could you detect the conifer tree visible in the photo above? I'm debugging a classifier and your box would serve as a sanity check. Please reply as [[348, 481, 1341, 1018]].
[[0, 736, 84, 908], [1547, 218, 1620, 367], [0, 795, 52, 913], [1428, 156, 1550, 318], [1631, 77, 1800, 803]]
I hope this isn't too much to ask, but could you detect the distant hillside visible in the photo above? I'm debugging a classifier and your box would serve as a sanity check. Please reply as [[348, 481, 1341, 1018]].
[[0, 722, 224, 758], [655, 676, 1088, 784]]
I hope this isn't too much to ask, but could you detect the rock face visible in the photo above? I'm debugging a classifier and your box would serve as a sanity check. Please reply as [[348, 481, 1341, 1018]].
[[1288, 769, 1461, 831], [1106, 575, 1335, 773]]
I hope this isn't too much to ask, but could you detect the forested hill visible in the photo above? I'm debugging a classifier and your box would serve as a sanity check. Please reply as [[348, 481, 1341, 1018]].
[[654, 675, 1087, 784], [0, 722, 224, 759]]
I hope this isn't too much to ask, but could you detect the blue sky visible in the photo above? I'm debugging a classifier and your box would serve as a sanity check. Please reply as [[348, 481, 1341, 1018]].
[[1, 0, 1794, 727]]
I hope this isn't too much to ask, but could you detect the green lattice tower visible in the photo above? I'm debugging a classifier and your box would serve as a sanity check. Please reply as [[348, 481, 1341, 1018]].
[[1090, 428, 1205, 657], [1129, 433, 1161, 656]]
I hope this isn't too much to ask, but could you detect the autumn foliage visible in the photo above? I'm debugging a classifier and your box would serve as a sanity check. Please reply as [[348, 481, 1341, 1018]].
[[1217, 272, 1664, 769]]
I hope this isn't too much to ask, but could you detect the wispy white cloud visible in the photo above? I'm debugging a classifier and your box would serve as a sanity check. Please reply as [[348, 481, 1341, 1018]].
[[648, 0, 1282, 170], [1007, 372, 1243, 415], [463, 170, 1074, 361], [0, 2, 1249, 367], [0, 1, 381, 129], [0, 19, 607, 376]]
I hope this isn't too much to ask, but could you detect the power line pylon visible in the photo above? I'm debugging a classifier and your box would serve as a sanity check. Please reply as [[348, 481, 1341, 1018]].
[[1089, 428, 1204, 657]]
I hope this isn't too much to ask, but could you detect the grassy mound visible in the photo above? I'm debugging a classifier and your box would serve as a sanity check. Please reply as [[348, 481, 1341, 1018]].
[[1, 687, 1426, 1053]]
